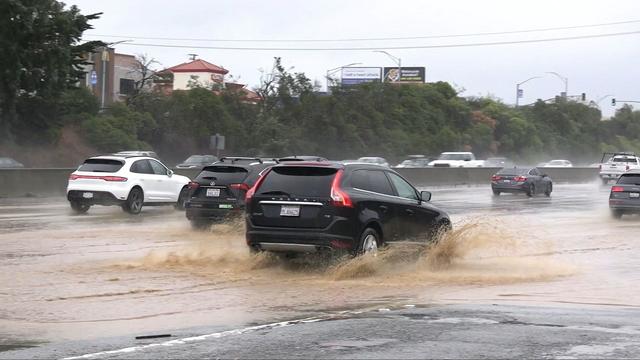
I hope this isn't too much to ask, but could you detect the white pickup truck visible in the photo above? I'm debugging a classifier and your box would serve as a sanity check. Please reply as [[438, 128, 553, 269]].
[[599, 153, 640, 184], [428, 152, 485, 168]]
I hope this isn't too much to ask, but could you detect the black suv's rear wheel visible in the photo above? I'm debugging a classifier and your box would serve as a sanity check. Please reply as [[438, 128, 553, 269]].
[[611, 210, 624, 219], [123, 188, 143, 214], [70, 201, 90, 214], [357, 228, 380, 256], [544, 183, 552, 197], [175, 186, 188, 211]]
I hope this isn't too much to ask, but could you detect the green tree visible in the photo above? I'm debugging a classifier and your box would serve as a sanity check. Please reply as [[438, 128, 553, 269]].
[[0, 0, 102, 142]]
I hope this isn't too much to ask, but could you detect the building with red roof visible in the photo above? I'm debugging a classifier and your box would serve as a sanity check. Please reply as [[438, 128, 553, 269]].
[[155, 59, 229, 93]]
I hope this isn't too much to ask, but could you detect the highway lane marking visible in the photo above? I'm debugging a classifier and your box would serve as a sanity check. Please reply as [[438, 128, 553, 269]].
[[63, 316, 328, 359]]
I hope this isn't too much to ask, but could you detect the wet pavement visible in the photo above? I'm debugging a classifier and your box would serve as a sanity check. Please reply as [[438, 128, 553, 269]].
[[1, 183, 640, 358]]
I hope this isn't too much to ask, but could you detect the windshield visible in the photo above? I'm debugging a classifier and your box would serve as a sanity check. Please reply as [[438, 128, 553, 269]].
[[197, 166, 248, 184], [617, 174, 640, 185], [497, 168, 529, 175], [184, 155, 211, 164], [78, 159, 124, 173], [613, 157, 637, 163], [257, 166, 337, 197]]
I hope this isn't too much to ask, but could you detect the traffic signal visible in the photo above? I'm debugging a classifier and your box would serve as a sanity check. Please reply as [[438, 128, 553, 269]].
[[612, 98, 616, 106], [581, 93, 586, 101]]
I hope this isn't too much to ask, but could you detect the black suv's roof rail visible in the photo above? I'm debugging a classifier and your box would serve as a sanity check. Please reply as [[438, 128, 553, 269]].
[[219, 157, 263, 164]]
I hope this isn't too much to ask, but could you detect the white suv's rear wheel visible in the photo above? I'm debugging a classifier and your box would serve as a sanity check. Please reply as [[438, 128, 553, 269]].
[[123, 188, 143, 214], [70, 201, 90, 214]]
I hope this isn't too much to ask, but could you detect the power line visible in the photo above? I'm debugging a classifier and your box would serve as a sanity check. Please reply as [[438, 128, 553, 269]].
[[107, 30, 640, 51], [83, 19, 640, 43]]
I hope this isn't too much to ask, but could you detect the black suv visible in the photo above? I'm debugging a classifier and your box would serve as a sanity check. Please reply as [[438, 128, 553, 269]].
[[185, 157, 273, 228], [245, 162, 450, 255]]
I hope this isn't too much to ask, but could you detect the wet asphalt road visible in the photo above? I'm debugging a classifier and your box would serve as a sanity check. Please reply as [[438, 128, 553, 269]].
[[2, 183, 640, 359]]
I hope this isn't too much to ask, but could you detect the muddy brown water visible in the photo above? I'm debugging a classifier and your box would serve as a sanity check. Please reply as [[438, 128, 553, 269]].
[[1, 184, 639, 343]]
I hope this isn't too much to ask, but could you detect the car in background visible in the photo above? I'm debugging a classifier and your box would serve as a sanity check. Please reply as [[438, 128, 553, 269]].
[[491, 167, 553, 197], [278, 155, 328, 162], [114, 151, 159, 159], [176, 155, 218, 169], [609, 171, 640, 219], [245, 162, 451, 256], [395, 158, 431, 168], [356, 157, 390, 167], [599, 153, 640, 185], [428, 152, 485, 167], [484, 157, 513, 168], [185, 158, 272, 228], [67, 155, 190, 214], [542, 159, 573, 167], [0, 157, 24, 168]]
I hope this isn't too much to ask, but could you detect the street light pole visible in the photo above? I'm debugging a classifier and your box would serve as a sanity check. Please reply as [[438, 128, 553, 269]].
[[373, 50, 401, 82], [515, 76, 541, 107], [325, 62, 362, 92], [546, 71, 569, 97]]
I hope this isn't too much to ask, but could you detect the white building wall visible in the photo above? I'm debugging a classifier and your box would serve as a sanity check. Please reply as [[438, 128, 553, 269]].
[[173, 72, 224, 90]]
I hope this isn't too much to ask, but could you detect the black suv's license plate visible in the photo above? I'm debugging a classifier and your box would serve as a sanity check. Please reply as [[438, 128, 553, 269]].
[[280, 205, 300, 217]]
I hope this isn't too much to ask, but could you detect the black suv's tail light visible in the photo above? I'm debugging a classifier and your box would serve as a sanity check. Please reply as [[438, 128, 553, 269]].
[[330, 170, 353, 208], [245, 168, 271, 203], [188, 181, 200, 190]]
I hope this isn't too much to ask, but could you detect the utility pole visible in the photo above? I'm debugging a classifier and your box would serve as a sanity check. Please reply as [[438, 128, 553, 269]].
[[188, 54, 198, 61], [99, 40, 130, 110]]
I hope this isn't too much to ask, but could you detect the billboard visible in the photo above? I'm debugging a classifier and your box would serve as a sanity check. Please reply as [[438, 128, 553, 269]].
[[383, 67, 426, 83], [340, 67, 382, 86]]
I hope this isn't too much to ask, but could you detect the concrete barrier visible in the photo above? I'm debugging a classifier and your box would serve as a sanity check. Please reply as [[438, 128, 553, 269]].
[[0, 167, 601, 198], [395, 167, 600, 187], [0, 168, 200, 198]]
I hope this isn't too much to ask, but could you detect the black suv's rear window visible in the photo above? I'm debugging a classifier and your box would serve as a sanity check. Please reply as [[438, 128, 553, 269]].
[[618, 174, 640, 185], [78, 159, 124, 172], [258, 166, 337, 197], [197, 166, 249, 184]]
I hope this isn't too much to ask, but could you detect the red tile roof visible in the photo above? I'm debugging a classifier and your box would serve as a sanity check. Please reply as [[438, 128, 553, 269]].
[[166, 59, 229, 74]]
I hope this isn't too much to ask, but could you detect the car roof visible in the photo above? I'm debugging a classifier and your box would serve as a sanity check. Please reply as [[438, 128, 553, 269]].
[[89, 155, 154, 161]]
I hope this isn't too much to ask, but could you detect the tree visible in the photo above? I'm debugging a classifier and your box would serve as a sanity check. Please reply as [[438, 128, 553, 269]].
[[129, 54, 160, 100], [0, 0, 102, 142]]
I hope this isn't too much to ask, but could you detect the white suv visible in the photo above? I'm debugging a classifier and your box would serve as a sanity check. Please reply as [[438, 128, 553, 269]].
[[67, 155, 190, 214]]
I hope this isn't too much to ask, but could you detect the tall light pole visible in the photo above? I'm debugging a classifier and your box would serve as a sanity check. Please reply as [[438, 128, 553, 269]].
[[515, 76, 541, 107], [546, 71, 569, 98], [373, 50, 401, 82], [325, 62, 362, 92], [100, 40, 130, 109]]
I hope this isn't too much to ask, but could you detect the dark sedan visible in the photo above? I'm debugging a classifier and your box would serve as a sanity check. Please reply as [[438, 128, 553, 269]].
[[491, 167, 552, 197], [609, 171, 640, 219]]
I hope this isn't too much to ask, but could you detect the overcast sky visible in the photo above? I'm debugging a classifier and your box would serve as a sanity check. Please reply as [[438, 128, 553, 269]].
[[70, 0, 639, 117]]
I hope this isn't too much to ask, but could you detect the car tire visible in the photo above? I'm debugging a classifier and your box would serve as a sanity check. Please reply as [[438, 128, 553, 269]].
[[492, 189, 501, 196], [70, 201, 90, 214], [175, 186, 188, 211], [526, 184, 535, 197], [356, 228, 380, 256], [190, 219, 211, 230], [123, 187, 143, 214], [544, 183, 552, 197], [611, 210, 624, 219]]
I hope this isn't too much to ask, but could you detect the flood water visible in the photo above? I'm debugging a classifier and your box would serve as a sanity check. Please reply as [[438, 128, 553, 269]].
[[1, 183, 639, 344]]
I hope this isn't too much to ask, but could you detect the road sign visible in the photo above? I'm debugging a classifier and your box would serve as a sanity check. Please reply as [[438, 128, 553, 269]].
[[210, 134, 225, 150], [517, 89, 524, 98], [90, 70, 97, 85]]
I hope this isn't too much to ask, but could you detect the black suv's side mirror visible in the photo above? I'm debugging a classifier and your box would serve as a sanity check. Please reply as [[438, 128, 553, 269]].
[[420, 191, 432, 202]]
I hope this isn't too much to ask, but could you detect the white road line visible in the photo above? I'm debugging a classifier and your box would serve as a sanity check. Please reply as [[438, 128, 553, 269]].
[[63, 316, 325, 359]]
